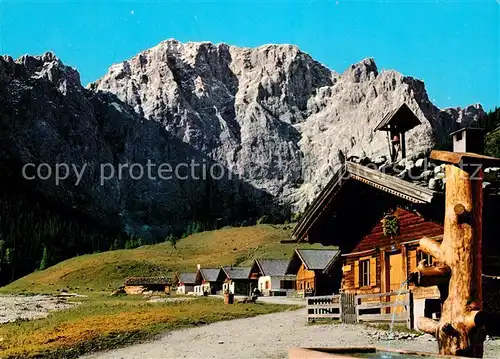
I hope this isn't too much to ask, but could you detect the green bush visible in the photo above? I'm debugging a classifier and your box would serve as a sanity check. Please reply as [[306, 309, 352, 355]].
[[485, 128, 500, 158]]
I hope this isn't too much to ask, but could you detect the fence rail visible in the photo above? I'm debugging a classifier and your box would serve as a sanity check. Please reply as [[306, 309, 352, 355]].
[[307, 295, 341, 321], [306, 290, 414, 329], [356, 290, 414, 329]]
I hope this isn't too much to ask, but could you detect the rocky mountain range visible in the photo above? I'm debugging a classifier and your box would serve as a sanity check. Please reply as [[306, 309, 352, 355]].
[[0, 40, 486, 239]]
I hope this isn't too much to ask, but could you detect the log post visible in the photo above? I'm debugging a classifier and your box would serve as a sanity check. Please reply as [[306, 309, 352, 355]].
[[412, 151, 500, 358]]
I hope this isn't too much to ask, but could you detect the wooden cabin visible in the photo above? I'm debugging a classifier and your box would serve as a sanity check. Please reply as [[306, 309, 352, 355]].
[[249, 259, 296, 296], [172, 272, 197, 295], [286, 249, 341, 297], [341, 208, 443, 301], [194, 267, 224, 295], [123, 276, 172, 295], [292, 160, 500, 315], [221, 266, 256, 295]]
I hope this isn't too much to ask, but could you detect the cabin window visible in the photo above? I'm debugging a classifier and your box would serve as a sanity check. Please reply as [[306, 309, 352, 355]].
[[417, 250, 434, 267], [359, 259, 370, 287]]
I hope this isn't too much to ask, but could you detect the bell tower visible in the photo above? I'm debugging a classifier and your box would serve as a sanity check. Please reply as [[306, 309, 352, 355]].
[[374, 103, 422, 163]]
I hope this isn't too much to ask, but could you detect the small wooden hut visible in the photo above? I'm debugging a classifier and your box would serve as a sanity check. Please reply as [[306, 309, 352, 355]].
[[249, 259, 296, 296], [123, 276, 172, 295], [172, 272, 197, 294], [285, 249, 342, 297], [194, 267, 224, 295], [221, 266, 256, 295]]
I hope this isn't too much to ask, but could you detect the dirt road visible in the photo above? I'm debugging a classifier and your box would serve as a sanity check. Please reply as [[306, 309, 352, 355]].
[[84, 308, 500, 359]]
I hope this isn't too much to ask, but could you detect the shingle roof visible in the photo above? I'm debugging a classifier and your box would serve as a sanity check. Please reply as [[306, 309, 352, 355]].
[[291, 162, 437, 242], [296, 249, 341, 270], [178, 273, 196, 284], [256, 259, 290, 276], [373, 103, 421, 133], [124, 276, 171, 286], [200, 268, 222, 282], [222, 266, 252, 280]]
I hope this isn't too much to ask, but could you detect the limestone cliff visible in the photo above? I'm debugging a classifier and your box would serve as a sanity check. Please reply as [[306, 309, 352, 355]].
[[0, 40, 486, 238]]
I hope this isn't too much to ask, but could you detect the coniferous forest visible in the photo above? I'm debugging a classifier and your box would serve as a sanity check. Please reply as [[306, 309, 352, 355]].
[[0, 180, 132, 286]]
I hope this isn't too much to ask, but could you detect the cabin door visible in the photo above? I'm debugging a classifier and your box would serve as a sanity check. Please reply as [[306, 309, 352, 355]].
[[388, 253, 405, 313]]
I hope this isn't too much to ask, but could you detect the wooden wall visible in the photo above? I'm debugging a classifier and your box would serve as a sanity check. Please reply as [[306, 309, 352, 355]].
[[352, 208, 443, 253], [343, 253, 380, 297], [342, 246, 439, 300], [342, 208, 442, 300], [296, 263, 315, 292], [124, 285, 172, 295]]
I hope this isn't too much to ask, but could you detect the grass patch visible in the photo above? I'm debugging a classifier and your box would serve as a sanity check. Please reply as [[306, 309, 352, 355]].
[[1, 224, 330, 294], [0, 295, 298, 358]]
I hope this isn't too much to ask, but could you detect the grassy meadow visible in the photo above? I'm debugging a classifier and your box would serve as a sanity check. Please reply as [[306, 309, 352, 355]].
[[1, 224, 328, 294], [0, 224, 332, 358], [0, 295, 298, 358]]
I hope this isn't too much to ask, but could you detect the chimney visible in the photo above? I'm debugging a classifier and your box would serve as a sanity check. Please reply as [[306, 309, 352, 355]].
[[450, 127, 485, 154], [197, 264, 201, 270]]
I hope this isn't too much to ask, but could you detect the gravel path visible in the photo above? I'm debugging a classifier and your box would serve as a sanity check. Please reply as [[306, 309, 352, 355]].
[[84, 308, 500, 359], [0, 295, 77, 324]]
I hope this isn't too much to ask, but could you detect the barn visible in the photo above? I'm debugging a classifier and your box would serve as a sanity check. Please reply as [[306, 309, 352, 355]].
[[221, 266, 256, 295], [123, 276, 172, 295], [194, 267, 224, 295], [285, 249, 342, 297], [291, 158, 500, 316], [172, 272, 197, 295], [249, 259, 296, 296]]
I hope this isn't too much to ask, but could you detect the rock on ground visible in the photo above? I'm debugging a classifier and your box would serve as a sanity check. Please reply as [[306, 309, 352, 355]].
[[0, 295, 76, 324]]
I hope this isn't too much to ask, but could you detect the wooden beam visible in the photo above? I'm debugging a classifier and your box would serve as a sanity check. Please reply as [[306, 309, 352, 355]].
[[401, 245, 408, 289], [430, 150, 500, 167], [419, 236, 443, 261], [401, 132, 406, 159], [348, 163, 435, 203], [413, 265, 451, 287]]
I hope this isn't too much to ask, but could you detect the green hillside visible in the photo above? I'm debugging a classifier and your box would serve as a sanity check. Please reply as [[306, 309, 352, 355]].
[[2, 224, 328, 293]]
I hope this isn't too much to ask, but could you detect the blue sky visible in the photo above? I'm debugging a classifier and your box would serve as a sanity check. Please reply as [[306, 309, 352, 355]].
[[1, 1, 498, 110]]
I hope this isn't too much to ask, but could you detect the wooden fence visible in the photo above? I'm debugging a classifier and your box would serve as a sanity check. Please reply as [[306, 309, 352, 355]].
[[356, 290, 414, 329], [306, 290, 414, 329], [307, 295, 341, 321]]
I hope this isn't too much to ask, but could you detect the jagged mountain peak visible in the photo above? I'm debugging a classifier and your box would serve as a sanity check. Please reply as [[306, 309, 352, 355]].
[[0, 41, 486, 239], [1, 51, 81, 98], [342, 57, 379, 83], [90, 39, 485, 209], [0, 41, 489, 286]]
